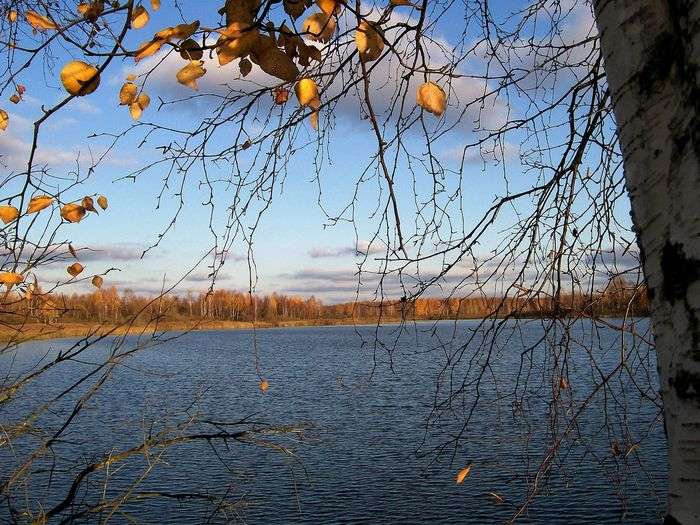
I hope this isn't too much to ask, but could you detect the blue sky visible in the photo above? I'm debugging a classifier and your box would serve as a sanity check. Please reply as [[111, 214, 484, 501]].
[[2, 0, 631, 303]]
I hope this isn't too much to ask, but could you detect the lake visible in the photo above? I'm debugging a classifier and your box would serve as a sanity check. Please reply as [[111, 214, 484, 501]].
[[0, 320, 667, 523]]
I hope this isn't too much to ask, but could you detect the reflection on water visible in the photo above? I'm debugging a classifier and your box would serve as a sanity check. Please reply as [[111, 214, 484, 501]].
[[0, 320, 666, 523]]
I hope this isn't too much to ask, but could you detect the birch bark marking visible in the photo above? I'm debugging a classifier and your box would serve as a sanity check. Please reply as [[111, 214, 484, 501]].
[[593, 1, 700, 523]]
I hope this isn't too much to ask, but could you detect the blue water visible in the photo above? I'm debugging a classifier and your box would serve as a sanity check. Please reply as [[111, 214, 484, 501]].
[[0, 320, 666, 523]]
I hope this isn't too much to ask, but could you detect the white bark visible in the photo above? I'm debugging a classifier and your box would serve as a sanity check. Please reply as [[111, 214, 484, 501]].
[[592, 1, 700, 523]]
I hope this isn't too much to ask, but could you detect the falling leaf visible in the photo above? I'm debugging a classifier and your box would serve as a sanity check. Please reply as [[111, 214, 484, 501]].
[[60, 61, 101, 96], [0, 109, 8, 132], [355, 21, 384, 62], [150, 0, 161, 10], [179, 39, 203, 61], [176, 60, 206, 90], [9, 94, 20, 104], [82, 196, 97, 212], [7, 10, 18, 22], [0, 205, 19, 224], [92, 275, 104, 288], [119, 82, 138, 105], [303, 12, 336, 43], [131, 5, 149, 29], [416, 81, 447, 116], [97, 195, 108, 210], [68, 244, 78, 259], [274, 87, 289, 104], [239, 57, 253, 77], [259, 379, 270, 393], [26, 11, 58, 31], [487, 492, 504, 504], [27, 195, 53, 214], [0, 272, 23, 287], [67, 262, 84, 277], [455, 465, 472, 484], [295, 78, 318, 106], [61, 203, 87, 223]]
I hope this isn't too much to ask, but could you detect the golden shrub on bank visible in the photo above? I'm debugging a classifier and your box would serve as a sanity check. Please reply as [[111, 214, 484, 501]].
[[61, 203, 87, 223], [27, 195, 53, 214], [60, 61, 100, 96], [0, 205, 19, 224], [0, 272, 23, 287], [67, 262, 84, 277], [416, 81, 447, 116], [355, 21, 384, 62]]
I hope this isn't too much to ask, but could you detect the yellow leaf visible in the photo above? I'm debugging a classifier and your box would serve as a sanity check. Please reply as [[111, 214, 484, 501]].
[[316, 0, 341, 15], [92, 275, 104, 288], [77, 1, 104, 21], [61, 203, 87, 223], [0, 271, 23, 287], [129, 102, 143, 120], [131, 5, 149, 29], [134, 38, 165, 61], [302, 12, 336, 43], [416, 81, 447, 116], [216, 23, 259, 66], [82, 196, 97, 212], [67, 262, 84, 277], [308, 97, 320, 130], [150, 0, 161, 10], [355, 21, 384, 62], [176, 60, 206, 90], [295, 78, 318, 106], [27, 195, 53, 214], [126, 73, 138, 82], [155, 20, 200, 41], [119, 82, 138, 105], [60, 61, 101, 97], [137, 92, 150, 110], [0, 205, 19, 224], [179, 39, 203, 61], [455, 465, 472, 484], [0, 109, 8, 132], [259, 379, 270, 393], [8, 10, 18, 22], [97, 195, 108, 210], [25, 11, 57, 31]]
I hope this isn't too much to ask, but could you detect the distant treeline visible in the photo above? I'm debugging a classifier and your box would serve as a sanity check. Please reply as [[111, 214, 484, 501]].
[[2, 276, 648, 326]]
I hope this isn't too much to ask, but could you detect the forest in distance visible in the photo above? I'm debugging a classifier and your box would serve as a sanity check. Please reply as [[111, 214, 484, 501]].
[[1, 276, 649, 330]]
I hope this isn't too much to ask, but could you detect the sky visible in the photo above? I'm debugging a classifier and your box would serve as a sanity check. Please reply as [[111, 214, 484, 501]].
[[1, 0, 633, 303]]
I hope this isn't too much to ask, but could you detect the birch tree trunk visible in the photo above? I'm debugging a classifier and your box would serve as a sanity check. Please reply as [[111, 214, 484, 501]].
[[593, 1, 700, 523]]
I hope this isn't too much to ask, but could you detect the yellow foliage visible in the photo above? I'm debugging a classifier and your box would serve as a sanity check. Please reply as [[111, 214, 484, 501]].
[[0, 205, 19, 224], [97, 195, 108, 210], [316, 0, 341, 16], [216, 24, 260, 66], [355, 21, 384, 62], [134, 38, 165, 61], [295, 78, 319, 106], [176, 61, 206, 90], [416, 81, 447, 116], [150, 0, 161, 10], [7, 10, 18, 22], [77, 1, 104, 21], [0, 109, 8, 132], [60, 61, 100, 96], [119, 82, 138, 105], [61, 203, 87, 223], [303, 12, 336, 42], [67, 263, 84, 277], [131, 5, 149, 29], [25, 11, 57, 31], [27, 195, 53, 214]]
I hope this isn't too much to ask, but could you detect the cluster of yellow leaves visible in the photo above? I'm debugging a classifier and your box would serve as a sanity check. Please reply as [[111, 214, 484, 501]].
[[119, 76, 151, 120], [60, 61, 101, 97], [416, 82, 447, 116]]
